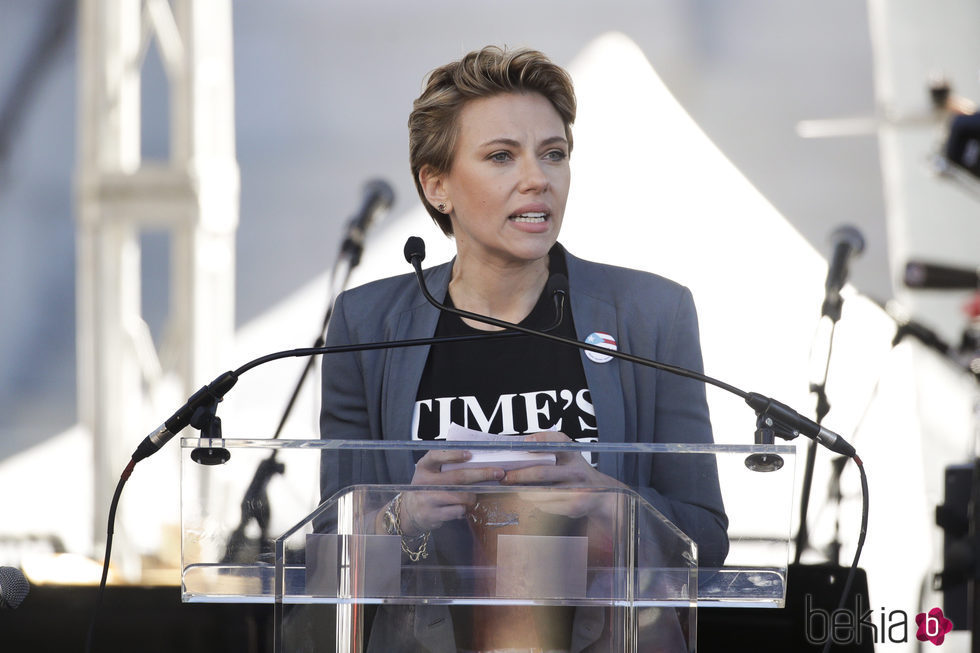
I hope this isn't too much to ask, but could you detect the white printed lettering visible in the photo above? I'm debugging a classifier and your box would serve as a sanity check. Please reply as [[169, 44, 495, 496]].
[[434, 396, 454, 438], [520, 390, 558, 432], [411, 399, 432, 439], [461, 394, 518, 434], [576, 389, 597, 432]]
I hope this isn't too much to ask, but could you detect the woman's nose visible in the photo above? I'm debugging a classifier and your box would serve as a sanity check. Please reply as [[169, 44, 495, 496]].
[[517, 157, 549, 193]]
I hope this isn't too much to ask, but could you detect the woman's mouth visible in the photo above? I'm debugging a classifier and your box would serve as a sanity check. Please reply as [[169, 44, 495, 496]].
[[509, 211, 549, 223]]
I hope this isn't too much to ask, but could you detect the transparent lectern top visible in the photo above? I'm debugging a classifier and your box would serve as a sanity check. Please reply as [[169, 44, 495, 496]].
[[181, 438, 795, 608]]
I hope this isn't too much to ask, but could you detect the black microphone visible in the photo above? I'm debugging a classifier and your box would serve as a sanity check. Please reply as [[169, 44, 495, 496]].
[[132, 371, 238, 463], [403, 237, 857, 459], [744, 393, 854, 458], [821, 225, 866, 323], [342, 179, 395, 266], [404, 235, 425, 264], [546, 273, 569, 328], [904, 260, 980, 290], [0, 566, 29, 610]]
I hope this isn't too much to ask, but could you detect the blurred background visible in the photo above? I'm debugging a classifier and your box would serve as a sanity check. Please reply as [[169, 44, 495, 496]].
[[1, 1, 979, 651]]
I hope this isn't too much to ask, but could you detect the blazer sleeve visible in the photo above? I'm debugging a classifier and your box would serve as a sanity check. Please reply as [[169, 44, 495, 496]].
[[643, 286, 730, 568], [318, 290, 377, 509], [319, 290, 371, 441]]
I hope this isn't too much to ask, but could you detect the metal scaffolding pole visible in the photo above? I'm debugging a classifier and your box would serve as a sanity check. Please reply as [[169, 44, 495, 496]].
[[75, 0, 238, 570]]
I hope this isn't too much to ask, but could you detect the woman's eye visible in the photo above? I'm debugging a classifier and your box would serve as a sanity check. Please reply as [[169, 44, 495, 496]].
[[489, 151, 512, 162], [545, 149, 568, 162]]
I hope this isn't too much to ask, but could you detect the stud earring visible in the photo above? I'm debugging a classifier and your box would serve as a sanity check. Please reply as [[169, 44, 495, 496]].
[[437, 203, 446, 212]]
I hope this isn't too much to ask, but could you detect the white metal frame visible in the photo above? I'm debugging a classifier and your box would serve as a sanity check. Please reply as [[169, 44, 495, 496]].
[[75, 0, 238, 555]]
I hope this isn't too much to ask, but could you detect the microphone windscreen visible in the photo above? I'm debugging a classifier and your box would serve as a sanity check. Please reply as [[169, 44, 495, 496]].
[[364, 178, 395, 211], [349, 179, 395, 236], [830, 225, 866, 255], [547, 273, 569, 297], [404, 236, 426, 264], [0, 566, 29, 609]]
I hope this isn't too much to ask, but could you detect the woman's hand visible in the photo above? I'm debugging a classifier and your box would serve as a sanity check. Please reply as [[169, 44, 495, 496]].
[[397, 449, 505, 534], [500, 431, 626, 520]]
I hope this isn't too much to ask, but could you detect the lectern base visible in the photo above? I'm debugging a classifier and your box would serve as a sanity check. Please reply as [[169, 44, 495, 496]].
[[0, 584, 272, 653], [699, 564, 873, 652]]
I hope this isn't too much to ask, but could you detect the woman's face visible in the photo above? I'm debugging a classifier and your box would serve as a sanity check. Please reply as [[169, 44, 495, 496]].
[[427, 92, 571, 269]]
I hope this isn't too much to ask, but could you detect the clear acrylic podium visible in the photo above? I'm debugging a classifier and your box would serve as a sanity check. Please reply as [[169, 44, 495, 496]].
[[181, 438, 795, 652]]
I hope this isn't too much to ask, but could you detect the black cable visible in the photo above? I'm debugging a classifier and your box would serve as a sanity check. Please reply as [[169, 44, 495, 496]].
[[820, 454, 869, 653], [84, 457, 136, 653]]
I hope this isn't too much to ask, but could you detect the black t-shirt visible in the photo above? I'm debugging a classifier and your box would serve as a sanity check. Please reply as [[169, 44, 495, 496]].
[[412, 247, 589, 651], [412, 246, 596, 442]]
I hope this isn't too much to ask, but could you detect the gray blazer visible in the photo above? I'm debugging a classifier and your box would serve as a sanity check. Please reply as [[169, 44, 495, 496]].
[[318, 245, 728, 652]]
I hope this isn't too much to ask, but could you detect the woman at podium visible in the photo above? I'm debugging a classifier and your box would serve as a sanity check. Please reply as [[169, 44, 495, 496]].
[[318, 45, 728, 653]]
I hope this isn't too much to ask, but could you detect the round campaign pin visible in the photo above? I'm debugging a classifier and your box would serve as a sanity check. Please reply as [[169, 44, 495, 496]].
[[584, 331, 617, 363]]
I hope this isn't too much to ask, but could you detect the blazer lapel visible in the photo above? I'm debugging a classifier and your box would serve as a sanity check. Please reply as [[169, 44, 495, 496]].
[[381, 261, 452, 443], [565, 251, 626, 480]]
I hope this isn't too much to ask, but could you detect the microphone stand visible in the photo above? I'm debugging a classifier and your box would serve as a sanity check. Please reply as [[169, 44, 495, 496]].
[[794, 316, 838, 564], [218, 225, 366, 565], [793, 225, 862, 564]]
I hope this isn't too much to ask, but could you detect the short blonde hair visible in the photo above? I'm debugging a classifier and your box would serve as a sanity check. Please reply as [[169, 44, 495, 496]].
[[408, 46, 577, 236]]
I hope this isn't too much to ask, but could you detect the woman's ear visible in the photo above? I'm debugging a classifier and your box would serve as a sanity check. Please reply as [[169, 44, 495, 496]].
[[419, 165, 451, 214]]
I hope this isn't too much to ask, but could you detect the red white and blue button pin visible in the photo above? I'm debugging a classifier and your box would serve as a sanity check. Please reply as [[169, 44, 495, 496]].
[[584, 331, 617, 363]]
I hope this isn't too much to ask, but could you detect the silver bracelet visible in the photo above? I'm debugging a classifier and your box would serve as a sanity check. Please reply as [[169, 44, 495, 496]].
[[382, 493, 430, 562]]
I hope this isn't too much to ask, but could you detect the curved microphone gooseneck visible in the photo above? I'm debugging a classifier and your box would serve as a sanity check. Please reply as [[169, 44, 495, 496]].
[[403, 236, 856, 459]]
